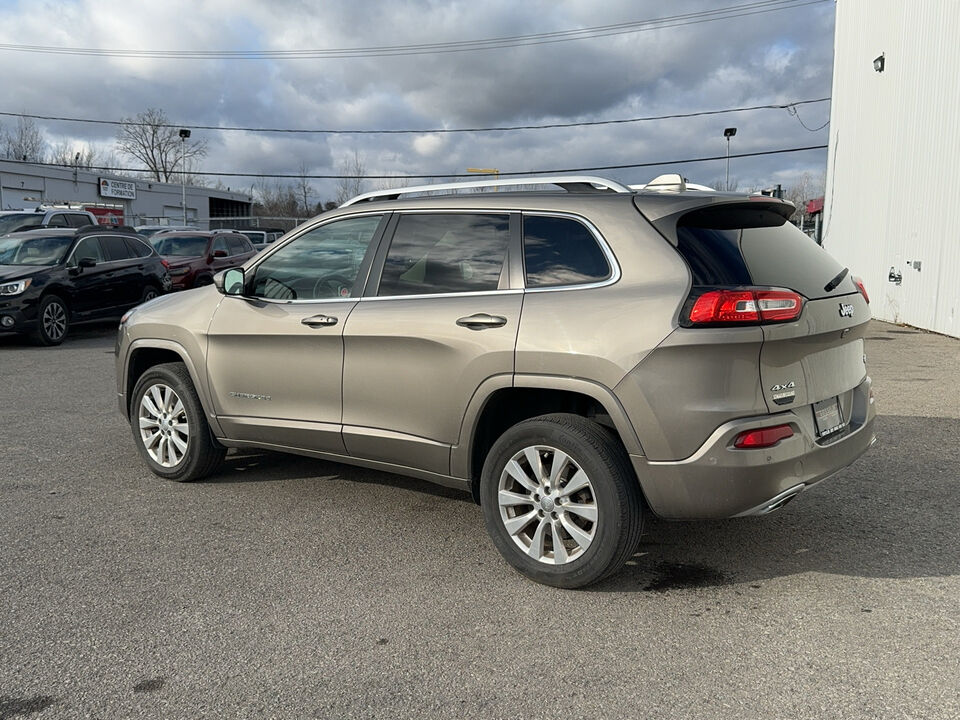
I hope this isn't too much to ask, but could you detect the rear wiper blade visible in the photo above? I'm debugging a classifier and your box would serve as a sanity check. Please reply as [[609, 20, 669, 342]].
[[824, 267, 849, 293]]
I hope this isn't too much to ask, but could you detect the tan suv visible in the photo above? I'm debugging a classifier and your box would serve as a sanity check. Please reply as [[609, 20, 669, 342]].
[[115, 175, 877, 587]]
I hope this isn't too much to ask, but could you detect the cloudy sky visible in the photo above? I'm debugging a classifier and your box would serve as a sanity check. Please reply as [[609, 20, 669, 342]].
[[0, 0, 835, 202]]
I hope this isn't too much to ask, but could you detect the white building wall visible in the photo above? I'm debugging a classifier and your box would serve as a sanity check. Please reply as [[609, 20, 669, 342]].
[[823, 0, 960, 338]]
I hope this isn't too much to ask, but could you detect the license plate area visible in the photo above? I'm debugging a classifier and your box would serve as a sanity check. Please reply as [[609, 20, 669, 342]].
[[813, 396, 845, 438]]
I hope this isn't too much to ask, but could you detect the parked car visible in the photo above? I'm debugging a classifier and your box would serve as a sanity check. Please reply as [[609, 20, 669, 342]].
[[116, 175, 877, 588], [134, 225, 194, 238], [0, 208, 98, 234], [0, 226, 169, 345], [148, 231, 256, 290], [212, 228, 284, 251]]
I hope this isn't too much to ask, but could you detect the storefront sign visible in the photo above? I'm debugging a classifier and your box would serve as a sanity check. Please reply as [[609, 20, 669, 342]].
[[99, 177, 137, 200]]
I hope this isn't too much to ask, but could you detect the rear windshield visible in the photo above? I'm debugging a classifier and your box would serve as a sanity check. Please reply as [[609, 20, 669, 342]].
[[673, 206, 855, 300], [151, 234, 209, 257]]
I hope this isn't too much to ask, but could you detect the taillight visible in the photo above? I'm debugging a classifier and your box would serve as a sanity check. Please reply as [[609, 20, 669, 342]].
[[160, 259, 170, 269], [733, 424, 794, 449], [853, 276, 869, 304], [685, 288, 804, 326]]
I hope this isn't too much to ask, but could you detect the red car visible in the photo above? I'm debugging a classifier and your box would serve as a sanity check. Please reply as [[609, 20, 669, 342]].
[[149, 231, 256, 290]]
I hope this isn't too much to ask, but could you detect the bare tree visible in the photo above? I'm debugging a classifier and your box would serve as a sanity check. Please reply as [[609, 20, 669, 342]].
[[784, 171, 826, 227], [372, 171, 413, 192], [334, 150, 366, 205], [50, 141, 97, 169], [2, 115, 46, 162], [295, 162, 315, 215], [115, 108, 207, 182], [252, 178, 299, 217]]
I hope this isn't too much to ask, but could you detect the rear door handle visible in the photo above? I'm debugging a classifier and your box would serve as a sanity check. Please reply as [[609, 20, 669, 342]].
[[301, 314, 338, 327], [456, 313, 507, 330]]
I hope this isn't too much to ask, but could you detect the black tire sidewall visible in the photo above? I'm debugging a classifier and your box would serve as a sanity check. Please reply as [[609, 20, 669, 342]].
[[481, 416, 638, 588], [130, 364, 215, 481], [35, 295, 69, 346], [141, 285, 159, 303]]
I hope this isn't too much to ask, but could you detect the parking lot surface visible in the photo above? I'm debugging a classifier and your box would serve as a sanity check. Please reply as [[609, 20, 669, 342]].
[[1, 319, 958, 719]]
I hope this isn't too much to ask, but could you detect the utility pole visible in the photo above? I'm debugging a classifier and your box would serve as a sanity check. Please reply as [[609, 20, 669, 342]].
[[179, 128, 191, 224], [466, 167, 500, 191], [723, 127, 737, 191]]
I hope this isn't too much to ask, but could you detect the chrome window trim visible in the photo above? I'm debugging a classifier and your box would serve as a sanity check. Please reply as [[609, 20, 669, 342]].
[[236, 295, 360, 306], [360, 289, 523, 302], [65, 234, 142, 267], [520, 211, 621, 293]]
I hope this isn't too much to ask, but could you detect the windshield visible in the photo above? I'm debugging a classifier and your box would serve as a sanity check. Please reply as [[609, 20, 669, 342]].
[[150, 234, 210, 257], [0, 234, 73, 266], [0, 214, 44, 235]]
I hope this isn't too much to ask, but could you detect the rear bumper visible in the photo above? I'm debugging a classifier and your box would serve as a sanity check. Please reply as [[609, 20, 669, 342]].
[[632, 376, 877, 519]]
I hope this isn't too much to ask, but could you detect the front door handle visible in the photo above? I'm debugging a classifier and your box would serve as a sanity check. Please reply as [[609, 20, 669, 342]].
[[301, 314, 338, 327], [456, 313, 507, 330]]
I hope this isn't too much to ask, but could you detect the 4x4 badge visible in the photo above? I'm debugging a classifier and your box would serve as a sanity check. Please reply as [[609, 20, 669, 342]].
[[771, 381, 796, 405], [839, 302, 855, 318]]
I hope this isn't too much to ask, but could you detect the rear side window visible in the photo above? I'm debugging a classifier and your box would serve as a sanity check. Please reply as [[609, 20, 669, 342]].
[[674, 205, 853, 300], [377, 214, 509, 297], [523, 215, 610, 288], [67, 214, 92, 228], [226, 236, 249, 255], [101, 235, 133, 261], [124, 237, 153, 258], [47, 214, 69, 227]]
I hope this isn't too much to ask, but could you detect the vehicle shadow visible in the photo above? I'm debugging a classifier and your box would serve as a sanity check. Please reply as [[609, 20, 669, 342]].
[[0, 320, 118, 348], [593, 414, 960, 590]]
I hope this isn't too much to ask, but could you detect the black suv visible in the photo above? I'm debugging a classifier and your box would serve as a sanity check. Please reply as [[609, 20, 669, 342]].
[[0, 227, 170, 345]]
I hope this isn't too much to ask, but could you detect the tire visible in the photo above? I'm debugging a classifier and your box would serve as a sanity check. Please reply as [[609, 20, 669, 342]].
[[480, 413, 644, 589], [130, 362, 226, 482], [140, 284, 160, 304], [32, 294, 69, 346]]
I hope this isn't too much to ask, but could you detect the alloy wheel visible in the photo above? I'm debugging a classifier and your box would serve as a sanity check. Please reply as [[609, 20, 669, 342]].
[[42, 301, 67, 341], [138, 383, 190, 467], [497, 445, 598, 565]]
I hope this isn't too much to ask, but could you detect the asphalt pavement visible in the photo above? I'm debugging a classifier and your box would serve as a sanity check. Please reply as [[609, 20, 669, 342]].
[[1, 319, 958, 719]]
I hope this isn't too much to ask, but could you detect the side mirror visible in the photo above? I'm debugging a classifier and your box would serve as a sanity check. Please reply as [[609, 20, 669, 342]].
[[217, 268, 246, 296], [78, 257, 97, 269]]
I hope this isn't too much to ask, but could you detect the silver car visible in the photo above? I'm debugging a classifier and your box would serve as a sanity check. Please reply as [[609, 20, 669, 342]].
[[115, 175, 877, 587]]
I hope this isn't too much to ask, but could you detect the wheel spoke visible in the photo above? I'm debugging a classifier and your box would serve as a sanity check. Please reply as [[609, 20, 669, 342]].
[[527, 519, 548, 559], [523, 447, 545, 485], [560, 514, 594, 550], [141, 395, 161, 419], [143, 430, 161, 449], [561, 501, 597, 523], [503, 509, 538, 536], [149, 386, 165, 414], [498, 489, 533, 507], [169, 432, 188, 455], [550, 520, 568, 564], [505, 459, 538, 493], [559, 469, 590, 498], [170, 399, 184, 419], [548, 450, 569, 486], [139, 416, 160, 429]]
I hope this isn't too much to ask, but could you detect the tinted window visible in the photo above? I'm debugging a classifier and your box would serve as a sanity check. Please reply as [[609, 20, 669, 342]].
[[226, 235, 249, 255], [125, 237, 153, 258], [523, 216, 610, 288], [67, 214, 92, 228], [151, 235, 210, 257], [47, 214, 70, 227], [378, 214, 509, 297], [212, 236, 229, 255], [252, 215, 382, 301], [101, 235, 133, 261], [675, 207, 852, 299], [73, 236, 104, 264]]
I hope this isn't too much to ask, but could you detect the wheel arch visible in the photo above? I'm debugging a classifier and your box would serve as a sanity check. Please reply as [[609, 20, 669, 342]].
[[123, 339, 222, 435], [454, 375, 645, 503]]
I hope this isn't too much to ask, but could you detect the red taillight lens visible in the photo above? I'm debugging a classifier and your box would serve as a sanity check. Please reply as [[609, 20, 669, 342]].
[[853, 276, 869, 304], [686, 288, 804, 326], [160, 259, 170, 269], [733, 424, 794, 449]]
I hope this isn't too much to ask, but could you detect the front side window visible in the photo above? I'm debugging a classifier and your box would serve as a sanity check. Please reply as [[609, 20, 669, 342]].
[[47, 214, 69, 228], [377, 214, 510, 297], [251, 215, 383, 301], [72, 236, 105, 264], [523, 215, 610, 288]]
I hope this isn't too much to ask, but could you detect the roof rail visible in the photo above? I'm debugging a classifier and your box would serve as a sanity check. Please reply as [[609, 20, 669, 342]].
[[76, 224, 139, 236], [341, 175, 632, 207]]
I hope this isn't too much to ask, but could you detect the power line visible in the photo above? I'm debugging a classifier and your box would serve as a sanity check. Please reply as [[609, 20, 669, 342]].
[[787, 104, 830, 132], [0, 98, 831, 135], [2, 145, 828, 180], [0, 0, 829, 60]]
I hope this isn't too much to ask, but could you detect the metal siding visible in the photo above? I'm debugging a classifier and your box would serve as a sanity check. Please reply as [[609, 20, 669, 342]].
[[824, 0, 960, 338]]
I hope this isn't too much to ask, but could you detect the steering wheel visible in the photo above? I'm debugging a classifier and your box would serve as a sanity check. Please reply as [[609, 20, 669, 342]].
[[312, 275, 353, 299]]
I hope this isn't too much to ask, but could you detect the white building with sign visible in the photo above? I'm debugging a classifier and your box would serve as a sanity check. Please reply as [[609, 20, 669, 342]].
[[0, 159, 251, 228], [823, 0, 960, 338]]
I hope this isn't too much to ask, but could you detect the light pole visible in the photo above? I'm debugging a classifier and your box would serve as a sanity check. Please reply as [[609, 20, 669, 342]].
[[178, 128, 191, 224], [723, 127, 737, 191]]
